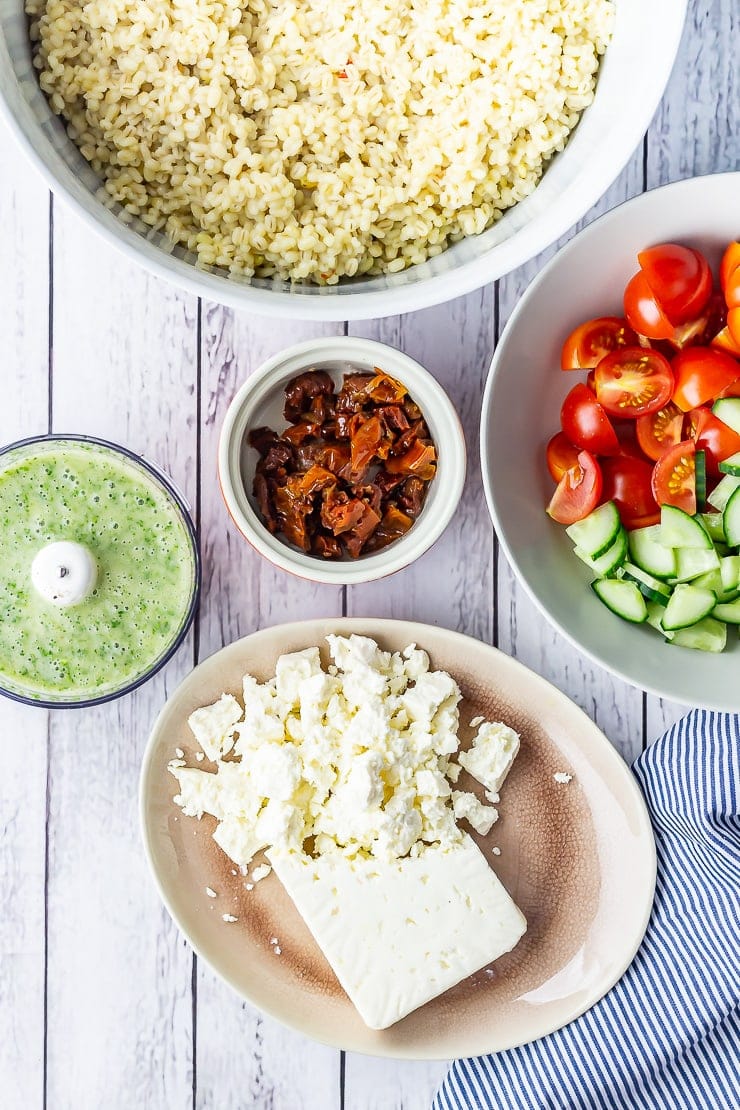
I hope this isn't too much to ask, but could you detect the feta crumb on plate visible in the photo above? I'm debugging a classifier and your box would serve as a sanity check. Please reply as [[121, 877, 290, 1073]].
[[553, 771, 573, 784], [251, 864, 272, 882], [205, 886, 217, 898], [222, 914, 238, 923]]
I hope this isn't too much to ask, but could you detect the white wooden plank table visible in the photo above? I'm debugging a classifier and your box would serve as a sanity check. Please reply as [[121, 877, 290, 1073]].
[[0, 0, 736, 1105]]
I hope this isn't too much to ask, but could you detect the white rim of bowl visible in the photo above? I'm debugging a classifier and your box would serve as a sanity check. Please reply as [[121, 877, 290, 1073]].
[[0, 0, 688, 320], [480, 171, 740, 709], [218, 336, 467, 585]]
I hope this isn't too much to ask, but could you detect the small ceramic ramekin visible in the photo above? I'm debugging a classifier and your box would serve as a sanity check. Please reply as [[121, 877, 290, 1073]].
[[218, 337, 466, 584]]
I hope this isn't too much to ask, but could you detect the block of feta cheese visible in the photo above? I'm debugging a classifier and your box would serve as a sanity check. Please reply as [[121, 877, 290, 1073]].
[[267, 836, 526, 1030], [458, 721, 520, 799]]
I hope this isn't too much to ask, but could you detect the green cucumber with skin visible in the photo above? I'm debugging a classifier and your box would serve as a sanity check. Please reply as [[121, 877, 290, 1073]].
[[591, 578, 648, 623]]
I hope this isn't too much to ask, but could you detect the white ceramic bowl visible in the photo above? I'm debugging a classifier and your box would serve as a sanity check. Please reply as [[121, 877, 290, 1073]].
[[0, 2, 686, 320], [218, 336, 466, 584], [482, 172, 740, 711]]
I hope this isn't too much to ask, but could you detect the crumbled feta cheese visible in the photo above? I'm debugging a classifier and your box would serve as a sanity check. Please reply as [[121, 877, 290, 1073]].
[[252, 864, 272, 882], [269, 936, 278, 945], [205, 887, 217, 898], [452, 791, 499, 835], [245, 883, 254, 891], [172, 636, 520, 873], [274, 946, 282, 955], [459, 721, 520, 795], [195, 752, 204, 762], [491, 846, 501, 856], [175, 748, 184, 759], [222, 914, 238, 923], [470, 716, 484, 728], [188, 693, 243, 761], [553, 771, 573, 784]]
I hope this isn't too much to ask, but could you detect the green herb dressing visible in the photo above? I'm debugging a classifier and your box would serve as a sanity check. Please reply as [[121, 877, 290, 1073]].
[[0, 443, 196, 700]]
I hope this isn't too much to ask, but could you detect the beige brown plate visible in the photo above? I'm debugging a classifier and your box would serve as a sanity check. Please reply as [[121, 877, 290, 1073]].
[[140, 619, 655, 1059]]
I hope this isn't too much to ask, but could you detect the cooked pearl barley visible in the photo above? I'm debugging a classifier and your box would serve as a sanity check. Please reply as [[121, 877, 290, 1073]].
[[27, 0, 613, 284]]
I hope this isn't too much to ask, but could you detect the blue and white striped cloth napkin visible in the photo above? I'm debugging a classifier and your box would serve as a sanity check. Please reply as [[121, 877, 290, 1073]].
[[434, 710, 740, 1110]]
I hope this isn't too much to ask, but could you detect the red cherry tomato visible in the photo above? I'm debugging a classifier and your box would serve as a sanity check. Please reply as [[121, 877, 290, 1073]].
[[637, 244, 713, 325], [592, 347, 673, 419], [688, 407, 740, 476], [635, 402, 685, 462], [728, 307, 740, 348], [600, 456, 659, 529], [560, 317, 639, 370], [711, 326, 740, 359], [725, 265, 740, 311], [546, 451, 603, 525], [613, 419, 648, 460], [623, 271, 676, 340], [651, 440, 696, 514], [720, 242, 740, 292], [671, 347, 740, 412], [560, 383, 620, 455], [546, 432, 580, 482]]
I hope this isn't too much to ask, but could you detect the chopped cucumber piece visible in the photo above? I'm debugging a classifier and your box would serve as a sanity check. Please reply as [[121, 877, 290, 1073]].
[[658, 505, 712, 549], [723, 485, 740, 547], [695, 450, 707, 512], [675, 546, 721, 582], [669, 617, 727, 653], [591, 578, 648, 623], [707, 474, 740, 512], [712, 597, 740, 624], [720, 555, 740, 592], [646, 600, 674, 640], [691, 569, 724, 595], [718, 451, 740, 477], [662, 584, 717, 631], [573, 527, 627, 578], [712, 397, 740, 435], [621, 561, 672, 604], [566, 501, 621, 559], [699, 513, 726, 542], [628, 525, 676, 579]]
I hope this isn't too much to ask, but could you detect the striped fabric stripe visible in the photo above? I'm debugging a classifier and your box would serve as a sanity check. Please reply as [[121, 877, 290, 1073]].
[[433, 711, 740, 1110]]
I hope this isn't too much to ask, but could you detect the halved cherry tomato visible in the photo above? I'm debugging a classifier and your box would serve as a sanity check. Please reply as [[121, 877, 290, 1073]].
[[600, 456, 659, 529], [560, 317, 638, 370], [651, 439, 696, 514], [635, 402, 685, 461], [593, 347, 673, 419], [726, 267, 740, 311], [712, 326, 740, 358], [546, 451, 603, 525], [623, 270, 676, 340], [560, 383, 620, 455], [613, 420, 647, 459], [546, 432, 580, 482], [720, 241, 740, 292], [671, 347, 740, 411], [688, 407, 740, 476], [637, 244, 713, 325], [728, 307, 740, 348]]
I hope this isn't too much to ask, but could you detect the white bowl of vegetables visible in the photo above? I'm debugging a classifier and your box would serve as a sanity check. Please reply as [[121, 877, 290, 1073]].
[[482, 172, 740, 709]]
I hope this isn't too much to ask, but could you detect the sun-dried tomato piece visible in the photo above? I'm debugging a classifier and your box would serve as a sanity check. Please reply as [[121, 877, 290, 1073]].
[[336, 373, 374, 414], [379, 405, 410, 437], [274, 487, 311, 551], [390, 419, 431, 457], [253, 472, 279, 532], [284, 370, 334, 423], [396, 476, 426, 519], [364, 372, 408, 405], [385, 440, 437, 480], [350, 414, 383, 475], [364, 504, 414, 552], [354, 482, 383, 518], [286, 465, 336, 502], [248, 426, 281, 456], [374, 469, 405, 498], [321, 489, 367, 536], [403, 397, 423, 422], [282, 418, 322, 445], [343, 502, 381, 557], [313, 533, 343, 559], [296, 441, 352, 481]]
